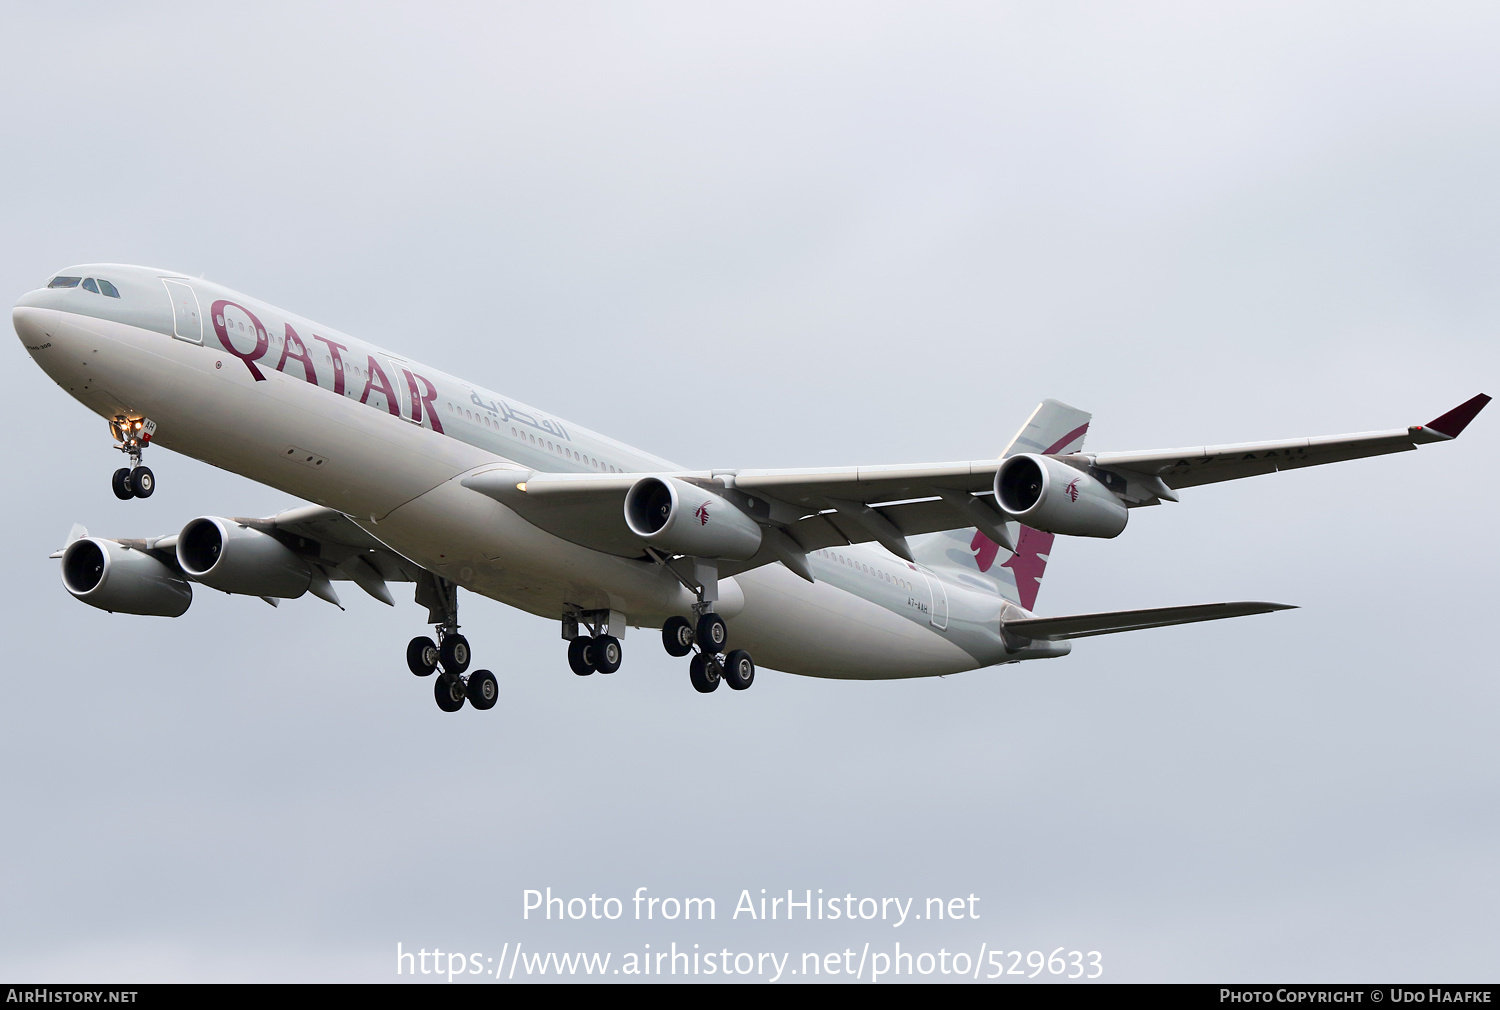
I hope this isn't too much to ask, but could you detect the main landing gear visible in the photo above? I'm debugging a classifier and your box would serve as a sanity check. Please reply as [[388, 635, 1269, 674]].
[[409, 573, 496, 713], [562, 610, 623, 676], [109, 416, 157, 500], [666, 614, 756, 694], [652, 553, 756, 695]]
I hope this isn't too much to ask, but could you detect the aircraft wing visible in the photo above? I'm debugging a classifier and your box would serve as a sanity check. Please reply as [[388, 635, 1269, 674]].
[[55, 505, 426, 608], [1085, 393, 1491, 497], [462, 464, 1016, 570], [463, 394, 1489, 579], [460, 398, 1093, 566]]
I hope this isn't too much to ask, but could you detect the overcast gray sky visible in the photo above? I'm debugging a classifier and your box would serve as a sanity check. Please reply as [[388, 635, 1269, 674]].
[[1, 2, 1496, 983]]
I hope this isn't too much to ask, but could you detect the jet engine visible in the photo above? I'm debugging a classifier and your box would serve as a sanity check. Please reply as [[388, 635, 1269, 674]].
[[623, 476, 763, 560], [176, 517, 313, 598], [994, 454, 1128, 538], [61, 537, 193, 617]]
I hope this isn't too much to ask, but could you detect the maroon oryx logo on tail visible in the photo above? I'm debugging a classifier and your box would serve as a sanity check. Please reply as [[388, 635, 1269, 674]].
[[694, 502, 710, 525]]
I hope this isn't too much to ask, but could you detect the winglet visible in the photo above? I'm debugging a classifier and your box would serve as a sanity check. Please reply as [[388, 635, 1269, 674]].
[[1425, 394, 1490, 438]]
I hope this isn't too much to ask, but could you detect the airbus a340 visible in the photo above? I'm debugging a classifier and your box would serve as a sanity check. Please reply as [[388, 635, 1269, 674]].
[[16, 264, 1489, 711]]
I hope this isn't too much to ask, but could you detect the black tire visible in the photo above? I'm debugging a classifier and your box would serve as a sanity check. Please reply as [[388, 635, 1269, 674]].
[[111, 468, 134, 500], [661, 616, 693, 657], [467, 670, 498, 710], [406, 636, 438, 677], [438, 633, 471, 675], [696, 613, 728, 654], [689, 652, 721, 693], [723, 650, 755, 691], [127, 466, 154, 498], [593, 635, 622, 674], [568, 637, 595, 676], [434, 675, 466, 712]]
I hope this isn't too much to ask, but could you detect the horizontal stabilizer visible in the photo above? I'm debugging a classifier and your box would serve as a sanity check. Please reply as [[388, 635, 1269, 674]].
[[1004, 601, 1296, 641]]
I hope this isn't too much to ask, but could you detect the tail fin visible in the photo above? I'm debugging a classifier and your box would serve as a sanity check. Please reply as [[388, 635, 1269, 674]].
[[912, 399, 1091, 610], [1002, 398, 1091, 458], [48, 523, 88, 559]]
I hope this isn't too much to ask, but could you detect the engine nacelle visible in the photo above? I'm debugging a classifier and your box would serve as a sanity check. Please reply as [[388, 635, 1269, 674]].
[[61, 537, 192, 617], [994, 454, 1128, 538], [176, 517, 313, 598], [624, 477, 763, 561]]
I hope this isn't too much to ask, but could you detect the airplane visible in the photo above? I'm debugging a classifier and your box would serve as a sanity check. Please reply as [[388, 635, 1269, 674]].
[[15, 263, 1490, 712]]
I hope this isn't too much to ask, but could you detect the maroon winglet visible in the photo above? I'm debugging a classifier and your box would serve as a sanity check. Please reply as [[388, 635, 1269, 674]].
[[1426, 394, 1492, 438]]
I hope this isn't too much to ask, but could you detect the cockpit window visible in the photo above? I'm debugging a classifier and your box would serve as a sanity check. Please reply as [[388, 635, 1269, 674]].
[[47, 276, 81, 289], [97, 279, 120, 298], [82, 278, 99, 294]]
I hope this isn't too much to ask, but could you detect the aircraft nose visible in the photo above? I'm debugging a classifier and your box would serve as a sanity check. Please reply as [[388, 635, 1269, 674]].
[[14, 304, 59, 352], [15, 287, 49, 310]]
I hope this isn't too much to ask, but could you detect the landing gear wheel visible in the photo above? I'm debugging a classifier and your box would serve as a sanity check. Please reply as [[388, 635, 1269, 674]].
[[127, 466, 154, 499], [111, 468, 134, 500], [438, 633, 471, 675], [568, 637, 596, 676], [662, 617, 694, 657], [593, 635, 622, 674], [406, 636, 439, 677], [689, 652, 721, 693], [696, 613, 728, 654], [723, 650, 755, 691], [435, 675, 466, 712], [467, 670, 498, 710]]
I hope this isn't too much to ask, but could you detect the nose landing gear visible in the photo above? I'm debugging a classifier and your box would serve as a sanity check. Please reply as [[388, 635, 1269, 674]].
[[109, 416, 156, 500]]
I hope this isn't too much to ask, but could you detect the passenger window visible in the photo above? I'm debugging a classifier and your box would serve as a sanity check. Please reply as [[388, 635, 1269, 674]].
[[48, 276, 81, 288], [82, 278, 100, 294]]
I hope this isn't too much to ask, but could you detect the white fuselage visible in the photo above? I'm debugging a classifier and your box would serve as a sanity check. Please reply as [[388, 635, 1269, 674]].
[[16, 264, 1065, 679]]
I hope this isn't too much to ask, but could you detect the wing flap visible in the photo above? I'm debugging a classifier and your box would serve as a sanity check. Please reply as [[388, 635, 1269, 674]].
[[254, 506, 426, 583]]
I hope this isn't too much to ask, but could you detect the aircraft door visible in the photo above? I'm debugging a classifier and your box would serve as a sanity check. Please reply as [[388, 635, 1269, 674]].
[[381, 354, 412, 421], [161, 279, 202, 343], [919, 567, 949, 631]]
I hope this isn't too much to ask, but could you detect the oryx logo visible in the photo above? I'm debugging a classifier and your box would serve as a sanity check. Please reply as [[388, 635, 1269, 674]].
[[694, 502, 710, 525], [1064, 478, 1081, 502]]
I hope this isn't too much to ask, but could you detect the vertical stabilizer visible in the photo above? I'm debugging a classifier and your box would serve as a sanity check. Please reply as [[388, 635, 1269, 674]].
[[1002, 398, 1091, 458], [913, 399, 1091, 610]]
